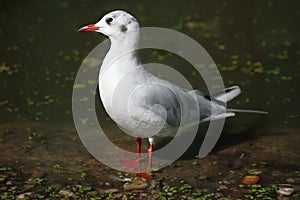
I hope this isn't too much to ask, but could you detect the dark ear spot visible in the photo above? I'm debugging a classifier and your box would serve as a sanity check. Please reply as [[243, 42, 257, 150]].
[[120, 25, 127, 32]]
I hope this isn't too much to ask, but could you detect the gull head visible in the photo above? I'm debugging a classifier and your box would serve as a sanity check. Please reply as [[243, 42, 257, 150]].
[[78, 10, 140, 42]]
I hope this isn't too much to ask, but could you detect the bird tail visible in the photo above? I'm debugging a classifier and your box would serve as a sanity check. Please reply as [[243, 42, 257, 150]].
[[211, 85, 268, 115], [226, 108, 268, 114], [212, 85, 241, 103], [206, 85, 268, 120]]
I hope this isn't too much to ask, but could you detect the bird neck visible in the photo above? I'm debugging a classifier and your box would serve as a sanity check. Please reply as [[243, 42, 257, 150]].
[[100, 36, 142, 76], [110, 33, 139, 53]]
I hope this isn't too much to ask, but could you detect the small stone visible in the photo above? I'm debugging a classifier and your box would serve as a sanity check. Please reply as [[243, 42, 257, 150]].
[[31, 170, 45, 179], [74, 184, 82, 189], [223, 180, 231, 185], [242, 175, 260, 185], [167, 192, 173, 196], [123, 177, 148, 191], [59, 189, 74, 197], [5, 180, 13, 186], [140, 193, 148, 197], [0, 186, 7, 191], [22, 184, 35, 192], [215, 192, 224, 198], [0, 175, 8, 179], [104, 182, 111, 187], [114, 193, 123, 198], [104, 188, 118, 194], [16, 192, 32, 199], [276, 187, 294, 196], [219, 185, 228, 190], [180, 195, 187, 199], [122, 195, 128, 200], [10, 172, 17, 176], [11, 186, 17, 190], [286, 178, 295, 183]]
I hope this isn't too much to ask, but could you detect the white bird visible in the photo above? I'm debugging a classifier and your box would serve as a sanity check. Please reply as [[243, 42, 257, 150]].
[[78, 10, 267, 172]]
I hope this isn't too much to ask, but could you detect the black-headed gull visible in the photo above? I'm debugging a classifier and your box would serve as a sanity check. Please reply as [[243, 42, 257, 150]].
[[78, 10, 267, 172]]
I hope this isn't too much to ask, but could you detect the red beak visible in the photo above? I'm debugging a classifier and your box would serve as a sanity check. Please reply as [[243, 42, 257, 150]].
[[78, 24, 100, 32]]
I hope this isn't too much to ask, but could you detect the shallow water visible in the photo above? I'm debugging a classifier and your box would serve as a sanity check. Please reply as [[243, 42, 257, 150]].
[[0, 1, 299, 199]]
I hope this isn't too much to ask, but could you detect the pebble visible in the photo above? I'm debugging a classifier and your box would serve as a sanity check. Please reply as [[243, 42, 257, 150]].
[[167, 192, 173, 196], [286, 178, 295, 183], [218, 185, 228, 190], [222, 180, 231, 185], [74, 184, 82, 189], [59, 189, 75, 197], [113, 193, 123, 198], [16, 192, 32, 199], [0, 175, 8, 179], [276, 187, 295, 196], [215, 192, 224, 198], [5, 180, 13, 186], [105, 182, 111, 187], [242, 175, 260, 185], [123, 177, 148, 191], [0, 186, 7, 191], [104, 188, 118, 194], [140, 193, 148, 197]]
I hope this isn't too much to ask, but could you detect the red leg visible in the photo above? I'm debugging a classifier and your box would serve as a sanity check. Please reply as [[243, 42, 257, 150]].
[[120, 137, 142, 170], [136, 137, 141, 161], [148, 143, 153, 169], [136, 138, 154, 180]]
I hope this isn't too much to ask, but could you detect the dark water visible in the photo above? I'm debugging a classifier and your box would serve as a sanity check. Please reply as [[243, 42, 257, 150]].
[[1, 1, 299, 129]]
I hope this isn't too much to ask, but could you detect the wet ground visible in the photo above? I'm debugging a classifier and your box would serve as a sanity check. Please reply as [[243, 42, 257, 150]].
[[1, 0, 300, 199], [0, 122, 299, 199]]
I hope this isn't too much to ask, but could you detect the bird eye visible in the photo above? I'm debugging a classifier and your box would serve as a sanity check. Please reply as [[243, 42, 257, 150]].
[[106, 17, 113, 25]]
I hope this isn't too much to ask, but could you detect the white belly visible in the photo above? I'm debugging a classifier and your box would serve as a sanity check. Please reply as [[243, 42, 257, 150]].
[[98, 62, 148, 124]]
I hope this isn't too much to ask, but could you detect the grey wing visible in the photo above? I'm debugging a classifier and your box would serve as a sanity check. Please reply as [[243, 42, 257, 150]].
[[128, 82, 182, 127], [128, 75, 227, 129]]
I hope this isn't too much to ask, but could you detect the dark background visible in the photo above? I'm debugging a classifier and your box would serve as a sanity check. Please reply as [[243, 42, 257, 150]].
[[0, 1, 299, 129]]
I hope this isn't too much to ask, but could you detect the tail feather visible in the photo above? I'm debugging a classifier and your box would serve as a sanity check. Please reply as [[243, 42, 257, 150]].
[[202, 112, 236, 122], [210, 85, 268, 116], [213, 86, 241, 103], [227, 108, 268, 115]]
